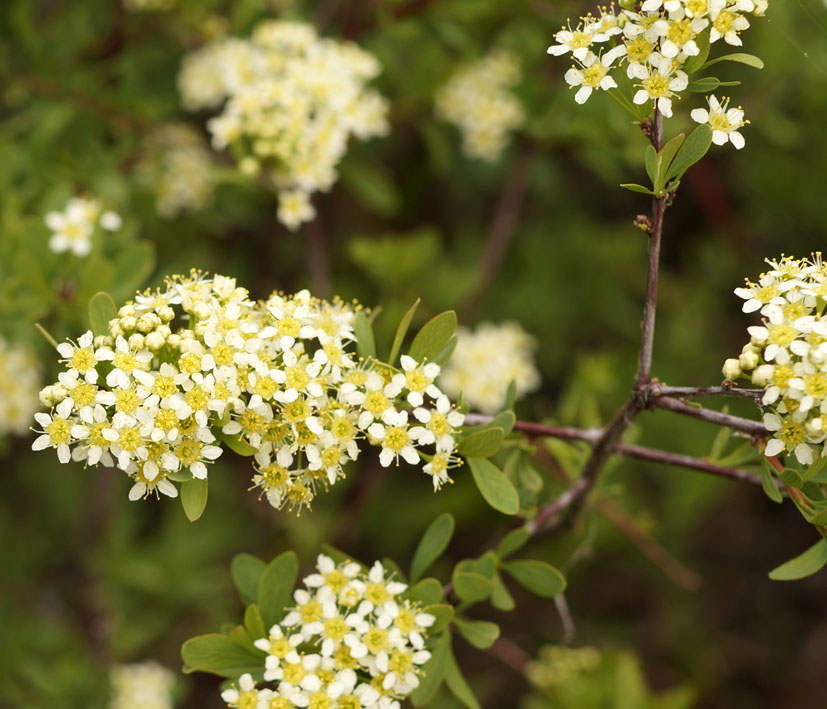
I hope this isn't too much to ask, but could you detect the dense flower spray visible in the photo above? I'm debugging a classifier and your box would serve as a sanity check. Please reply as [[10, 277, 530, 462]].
[[178, 21, 389, 230], [723, 255, 827, 464], [222, 555, 434, 709], [32, 273, 464, 509], [109, 662, 175, 709], [44, 197, 122, 257], [439, 321, 541, 415], [547, 0, 766, 138], [0, 336, 41, 438], [434, 50, 524, 162]]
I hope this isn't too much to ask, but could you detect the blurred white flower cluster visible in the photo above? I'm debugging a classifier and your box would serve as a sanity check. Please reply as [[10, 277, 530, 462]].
[[123, 0, 174, 11], [109, 661, 175, 709], [44, 197, 122, 258], [439, 321, 541, 415], [434, 50, 524, 162], [32, 272, 464, 509], [178, 20, 389, 230], [223, 555, 434, 709], [0, 336, 41, 438], [547, 0, 766, 130], [144, 126, 214, 218], [723, 255, 827, 464]]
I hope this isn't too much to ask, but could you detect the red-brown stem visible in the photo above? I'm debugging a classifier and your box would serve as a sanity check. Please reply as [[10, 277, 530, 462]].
[[651, 396, 769, 437]]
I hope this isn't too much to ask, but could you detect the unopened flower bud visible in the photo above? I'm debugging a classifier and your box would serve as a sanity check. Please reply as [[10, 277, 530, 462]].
[[145, 332, 166, 350], [739, 349, 759, 370], [128, 334, 146, 350], [722, 358, 742, 381], [752, 364, 774, 387]]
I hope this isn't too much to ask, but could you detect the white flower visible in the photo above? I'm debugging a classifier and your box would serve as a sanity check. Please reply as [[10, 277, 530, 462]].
[[564, 47, 626, 105], [691, 95, 746, 149]]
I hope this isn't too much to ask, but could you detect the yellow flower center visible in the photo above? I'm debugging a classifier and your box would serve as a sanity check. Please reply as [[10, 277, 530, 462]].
[[768, 324, 797, 347], [46, 418, 72, 444], [323, 616, 347, 640], [261, 464, 289, 489], [582, 62, 607, 88], [115, 389, 139, 414], [153, 375, 178, 398], [72, 382, 97, 408], [383, 427, 409, 452], [299, 600, 323, 623], [642, 74, 670, 98], [666, 18, 693, 46], [176, 440, 203, 465], [179, 352, 202, 374], [363, 627, 388, 654], [70, 349, 96, 372]]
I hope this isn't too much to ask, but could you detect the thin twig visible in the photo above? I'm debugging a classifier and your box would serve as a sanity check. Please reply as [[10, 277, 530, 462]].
[[592, 495, 702, 591], [553, 594, 576, 643], [651, 396, 769, 437], [635, 110, 665, 389], [650, 384, 764, 400], [464, 414, 770, 488], [488, 636, 531, 674], [461, 153, 529, 318]]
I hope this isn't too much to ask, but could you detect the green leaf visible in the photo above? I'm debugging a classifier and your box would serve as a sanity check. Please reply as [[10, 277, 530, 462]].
[[654, 133, 685, 193], [760, 458, 783, 503], [504, 380, 517, 412], [444, 642, 481, 709], [424, 604, 455, 634], [491, 411, 516, 436], [181, 634, 264, 677], [353, 311, 376, 361], [180, 478, 208, 522], [804, 456, 827, 483], [779, 468, 804, 489], [489, 569, 516, 611], [497, 527, 530, 559], [683, 27, 711, 74], [686, 76, 723, 92], [88, 291, 116, 337], [430, 335, 458, 368], [410, 632, 450, 706], [502, 560, 567, 597], [620, 183, 656, 196], [388, 298, 420, 365], [257, 551, 299, 629], [405, 578, 444, 606], [467, 457, 520, 515], [320, 544, 367, 570], [109, 241, 156, 303], [243, 604, 266, 641], [701, 52, 764, 70], [644, 144, 657, 185], [769, 539, 827, 581], [809, 510, 827, 527], [458, 428, 505, 459], [408, 310, 457, 363], [664, 124, 712, 184], [222, 433, 257, 457], [411, 513, 455, 582], [230, 555, 266, 602], [452, 569, 494, 604], [453, 618, 500, 650]]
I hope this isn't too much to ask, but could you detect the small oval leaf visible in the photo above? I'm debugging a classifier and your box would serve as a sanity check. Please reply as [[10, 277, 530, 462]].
[[453, 618, 500, 650], [88, 291, 117, 337], [411, 513, 455, 582], [769, 539, 827, 581], [502, 559, 567, 597], [180, 478, 208, 522], [458, 428, 504, 459], [409, 310, 458, 363], [258, 551, 299, 629], [467, 457, 519, 515]]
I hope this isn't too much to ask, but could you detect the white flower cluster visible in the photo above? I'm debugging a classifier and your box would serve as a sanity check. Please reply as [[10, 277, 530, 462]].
[[439, 321, 541, 415], [32, 272, 464, 508], [44, 197, 122, 258], [434, 51, 524, 162], [123, 0, 174, 10], [147, 126, 214, 218], [109, 661, 175, 709], [0, 336, 41, 438], [223, 556, 434, 709], [178, 20, 389, 230], [723, 255, 827, 464], [547, 0, 766, 127]]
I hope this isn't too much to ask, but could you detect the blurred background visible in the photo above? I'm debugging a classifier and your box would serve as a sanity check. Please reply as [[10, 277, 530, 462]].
[[2, 0, 827, 706]]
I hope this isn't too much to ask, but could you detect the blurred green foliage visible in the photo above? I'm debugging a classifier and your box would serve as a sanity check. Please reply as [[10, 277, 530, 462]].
[[2, 0, 827, 707]]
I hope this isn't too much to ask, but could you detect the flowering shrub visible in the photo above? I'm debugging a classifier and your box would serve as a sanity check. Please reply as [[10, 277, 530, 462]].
[[32, 273, 465, 514]]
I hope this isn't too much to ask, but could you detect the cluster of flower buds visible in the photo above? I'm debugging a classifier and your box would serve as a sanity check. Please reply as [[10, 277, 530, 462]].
[[222, 556, 434, 709], [723, 255, 827, 464], [178, 20, 389, 230], [547, 0, 766, 142], [32, 272, 464, 509]]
